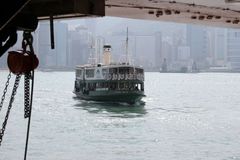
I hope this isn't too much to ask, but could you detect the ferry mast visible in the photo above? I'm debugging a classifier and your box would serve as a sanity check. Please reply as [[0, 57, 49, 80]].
[[126, 27, 129, 64]]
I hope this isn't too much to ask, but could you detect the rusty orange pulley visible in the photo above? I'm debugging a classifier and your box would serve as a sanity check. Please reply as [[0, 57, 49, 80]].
[[7, 50, 39, 74]]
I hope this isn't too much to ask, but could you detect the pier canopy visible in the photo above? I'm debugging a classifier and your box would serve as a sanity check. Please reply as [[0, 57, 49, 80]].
[[105, 0, 240, 29], [1, 0, 240, 58], [2, 0, 240, 32]]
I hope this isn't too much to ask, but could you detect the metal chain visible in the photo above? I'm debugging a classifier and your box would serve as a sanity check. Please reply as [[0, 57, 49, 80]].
[[0, 31, 36, 160], [23, 31, 33, 119], [0, 73, 12, 112], [24, 73, 31, 118], [0, 74, 21, 146], [23, 31, 36, 160]]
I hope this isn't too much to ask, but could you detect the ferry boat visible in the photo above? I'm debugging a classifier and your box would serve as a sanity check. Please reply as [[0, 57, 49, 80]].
[[74, 36, 145, 104]]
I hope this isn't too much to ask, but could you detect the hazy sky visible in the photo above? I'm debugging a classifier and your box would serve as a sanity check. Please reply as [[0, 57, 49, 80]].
[[55, 16, 192, 46]]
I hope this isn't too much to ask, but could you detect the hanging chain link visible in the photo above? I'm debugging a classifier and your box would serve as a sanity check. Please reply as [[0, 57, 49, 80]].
[[24, 73, 31, 118], [22, 31, 33, 119], [22, 31, 36, 160], [0, 73, 11, 113], [0, 74, 21, 146]]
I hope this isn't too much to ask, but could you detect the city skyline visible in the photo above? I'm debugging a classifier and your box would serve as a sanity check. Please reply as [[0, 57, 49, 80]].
[[1, 17, 240, 72]]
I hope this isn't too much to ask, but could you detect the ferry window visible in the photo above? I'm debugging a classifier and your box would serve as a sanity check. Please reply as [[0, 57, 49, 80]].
[[96, 82, 105, 88], [109, 82, 117, 90], [89, 83, 96, 91], [120, 82, 124, 89], [102, 69, 107, 77], [141, 83, 144, 91], [125, 82, 129, 89], [80, 83, 83, 89], [129, 67, 134, 74], [100, 82, 104, 88], [134, 84, 139, 90], [75, 81, 80, 91], [136, 68, 139, 74], [76, 70, 82, 77], [86, 69, 94, 78], [119, 68, 123, 74], [130, 82, 134, 90], [104, 82, 109, 88], [109, 68, 117, 74], [119, 67, 130, 74]]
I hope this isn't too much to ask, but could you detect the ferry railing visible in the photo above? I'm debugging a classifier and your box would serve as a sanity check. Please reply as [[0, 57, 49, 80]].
[[105, 73, 144, 81]]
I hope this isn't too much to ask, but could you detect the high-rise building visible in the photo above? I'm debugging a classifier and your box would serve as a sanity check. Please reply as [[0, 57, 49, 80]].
[[37, 21, 68, 68], [155, 32, 162, 70], [177, 46, 190, 61], [55, 22, 68, 67], [187, 24, 208, 68], [68, 26, 90, 67], [226, 29, 240, 71], [206, 28, 215, 66], [214, 28, 227, 66], [161, 41, 173, 70], [135, 35, 155, 70], [37, 22, 53, 67], [173, 28, 186, 61]]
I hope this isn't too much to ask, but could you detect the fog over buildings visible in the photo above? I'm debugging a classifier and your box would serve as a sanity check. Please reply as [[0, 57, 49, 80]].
[[1, 16, 240, 72]]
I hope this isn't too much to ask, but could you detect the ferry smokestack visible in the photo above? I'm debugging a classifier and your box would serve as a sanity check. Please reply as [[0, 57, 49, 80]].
[[103, 44, 111, 65]]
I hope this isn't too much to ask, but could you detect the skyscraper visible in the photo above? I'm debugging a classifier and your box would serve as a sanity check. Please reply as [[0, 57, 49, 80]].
[[214, 28, 227, 66], [227, 29, 240, 71], [37, 21, 68, 68], [187, 24, 208, 68], [68, 26, 90, 67], [155, 32, 162, 70], [55, 22, 68, 67]]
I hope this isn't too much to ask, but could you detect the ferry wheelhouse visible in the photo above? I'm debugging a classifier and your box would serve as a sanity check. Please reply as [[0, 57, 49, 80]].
[[74, 44, 145, 104]]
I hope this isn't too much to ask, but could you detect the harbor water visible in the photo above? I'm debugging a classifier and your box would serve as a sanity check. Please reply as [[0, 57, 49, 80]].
[[0, 71, 240, 160]]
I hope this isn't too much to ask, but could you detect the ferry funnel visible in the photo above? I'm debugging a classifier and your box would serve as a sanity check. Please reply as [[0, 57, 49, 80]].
[[103, 44, 111, 65]]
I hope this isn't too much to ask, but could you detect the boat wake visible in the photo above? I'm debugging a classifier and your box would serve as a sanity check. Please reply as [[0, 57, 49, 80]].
[[73, 99, 147, 118]]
